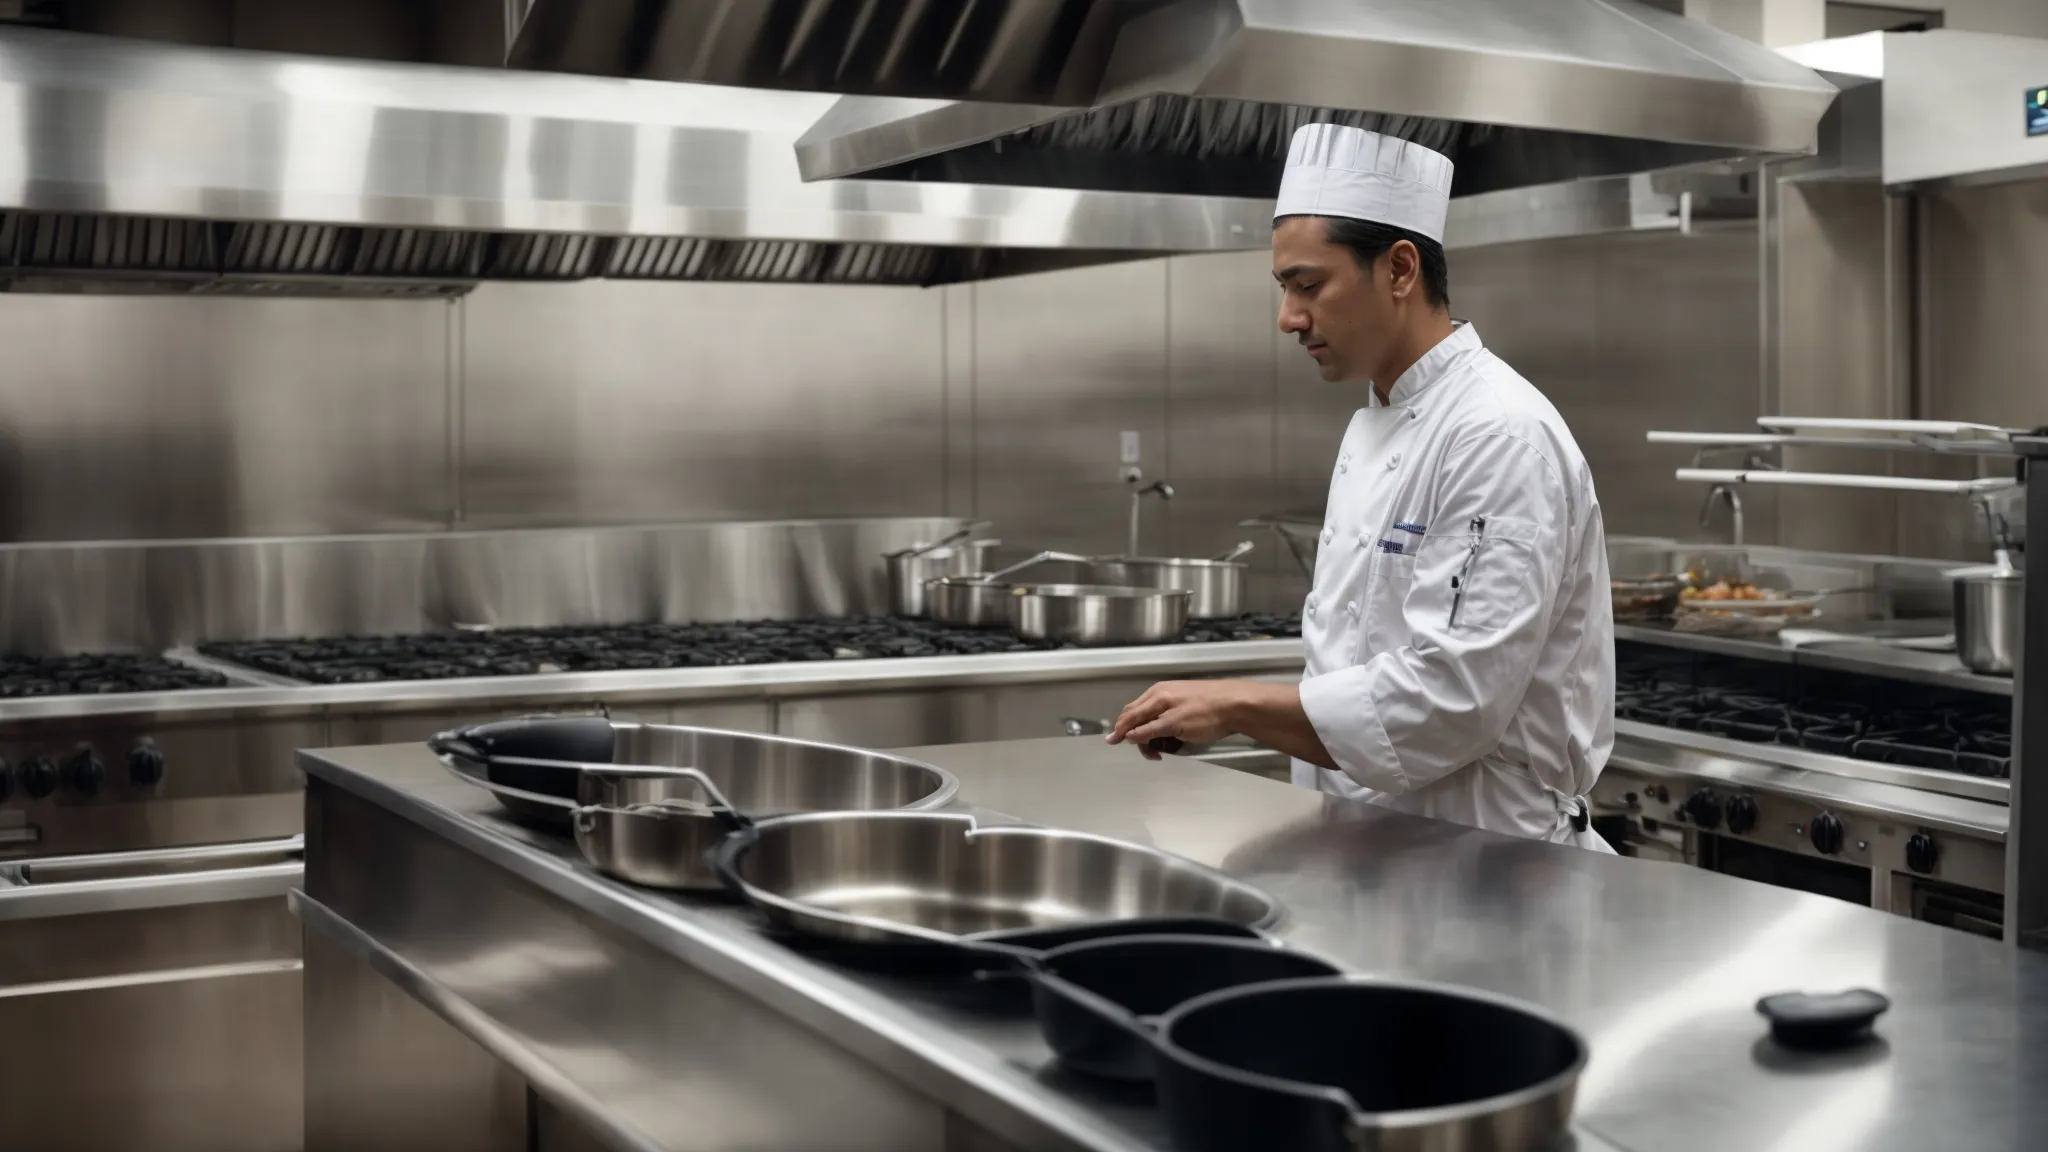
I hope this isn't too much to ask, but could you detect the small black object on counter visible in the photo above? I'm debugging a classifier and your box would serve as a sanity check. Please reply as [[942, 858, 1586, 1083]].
[[1757, 988, 1891, 1051]]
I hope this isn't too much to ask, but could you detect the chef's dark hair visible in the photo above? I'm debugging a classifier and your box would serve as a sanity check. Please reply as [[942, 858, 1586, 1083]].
[[1280, 215, 1450, 310]]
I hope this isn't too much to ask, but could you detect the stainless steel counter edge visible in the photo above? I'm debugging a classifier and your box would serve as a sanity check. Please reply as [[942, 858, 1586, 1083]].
[[0, 640, 1307, 726], [1615, 718, 2010, 806], [290, 888, 673, 1152], [295, 749, 1149, 1152], [1611, 732, 2007, 842]]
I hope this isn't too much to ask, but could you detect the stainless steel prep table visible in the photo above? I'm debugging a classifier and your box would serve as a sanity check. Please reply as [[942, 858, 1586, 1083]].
[[296, 737, 2048, 1152]]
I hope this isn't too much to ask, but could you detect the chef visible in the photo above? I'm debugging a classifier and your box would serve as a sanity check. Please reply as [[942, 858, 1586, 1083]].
[[1107, 123, 1616, 852]]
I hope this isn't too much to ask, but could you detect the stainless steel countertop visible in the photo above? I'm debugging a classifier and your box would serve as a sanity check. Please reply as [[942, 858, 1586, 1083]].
[[1616, 623, 2012, 696], [300, 736, 2048, 1152], [0, 640, 1306, 725]]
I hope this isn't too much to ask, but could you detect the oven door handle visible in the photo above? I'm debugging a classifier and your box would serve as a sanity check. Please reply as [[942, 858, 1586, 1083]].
[[1, 834, 303, 884], [0, 860, 303, 922]]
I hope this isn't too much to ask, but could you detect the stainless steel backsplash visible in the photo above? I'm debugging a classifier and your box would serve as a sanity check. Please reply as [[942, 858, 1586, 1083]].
[[0, 519, 958, 654]]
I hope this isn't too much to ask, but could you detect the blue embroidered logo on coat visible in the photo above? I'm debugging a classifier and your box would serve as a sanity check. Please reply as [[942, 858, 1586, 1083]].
[[1393, 521, 1427, 535], [1377, 539, 1406, 554]]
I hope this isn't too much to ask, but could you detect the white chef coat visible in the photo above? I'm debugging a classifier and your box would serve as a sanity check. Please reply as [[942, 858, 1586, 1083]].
[[1291, 323, 1616, 852]]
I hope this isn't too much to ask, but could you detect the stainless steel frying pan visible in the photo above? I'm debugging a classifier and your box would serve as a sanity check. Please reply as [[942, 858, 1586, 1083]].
[[714, 809, 1281, 947]]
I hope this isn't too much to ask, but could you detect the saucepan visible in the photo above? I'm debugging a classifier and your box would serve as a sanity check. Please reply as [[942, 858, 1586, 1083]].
[[713, 810, 1281, 958], [926, 550, 1091, 629], [885, 521, 998, 618], [1009, 584, 1193, 646], [1027, 973, 1588, 1152], [1090, 541, 1255, 619]]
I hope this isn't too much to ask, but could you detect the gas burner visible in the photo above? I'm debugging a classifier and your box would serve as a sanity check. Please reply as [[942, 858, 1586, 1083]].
[[0, 653, 230, 697], [199, 613, 1305, 685], [1617, 643, 2011, 780]]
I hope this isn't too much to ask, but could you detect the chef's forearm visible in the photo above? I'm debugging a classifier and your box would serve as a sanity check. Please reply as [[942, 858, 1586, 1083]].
[[1227, 682, 1338, 772]]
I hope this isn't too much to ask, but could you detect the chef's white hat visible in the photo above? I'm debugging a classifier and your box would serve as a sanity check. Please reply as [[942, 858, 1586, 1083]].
[[1273, 123, 1454, 245]]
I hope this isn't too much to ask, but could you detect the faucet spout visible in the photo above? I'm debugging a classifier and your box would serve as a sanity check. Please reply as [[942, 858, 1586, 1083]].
[[1698, 485, 1744, 547]]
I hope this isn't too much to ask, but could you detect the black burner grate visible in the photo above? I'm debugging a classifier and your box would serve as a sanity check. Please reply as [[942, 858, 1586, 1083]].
[[199, 613, 1304, 686], [1617, 641, 2011, 780], [0, 653, 229, 697]]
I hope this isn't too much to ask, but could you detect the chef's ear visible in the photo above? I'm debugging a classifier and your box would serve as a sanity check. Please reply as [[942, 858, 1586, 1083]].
[[1384, 239, 1422, 301]]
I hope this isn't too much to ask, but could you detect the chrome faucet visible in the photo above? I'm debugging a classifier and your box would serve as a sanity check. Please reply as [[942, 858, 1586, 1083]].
[[1699, 485, 1744, 547], [1127, 479, 1175, 557]]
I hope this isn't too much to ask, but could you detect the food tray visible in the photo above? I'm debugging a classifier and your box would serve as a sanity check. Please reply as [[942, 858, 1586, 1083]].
[[1673, 599, 1822, 637]]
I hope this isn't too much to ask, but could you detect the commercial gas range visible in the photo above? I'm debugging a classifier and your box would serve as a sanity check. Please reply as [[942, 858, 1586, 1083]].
[[198, 612, 1304, 683], [1591, 640, 2010, 937]]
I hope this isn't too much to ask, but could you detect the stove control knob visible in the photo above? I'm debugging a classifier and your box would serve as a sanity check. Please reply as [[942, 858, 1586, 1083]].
[[1906, 832, 1941, 875], [128, 740, 166, 787], [1809, 812, 1846, 856], [1726, 795, 1760, 836], [65, 746, 105, 797], [0, 757, 11, 802], [20, 756, 57, 799], [1685, 788, 1723, 832]]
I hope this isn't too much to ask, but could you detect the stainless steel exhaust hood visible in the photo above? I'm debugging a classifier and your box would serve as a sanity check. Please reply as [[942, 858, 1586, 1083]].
[[0, 26, 1272, 297], [786, 0, 1837, 199]]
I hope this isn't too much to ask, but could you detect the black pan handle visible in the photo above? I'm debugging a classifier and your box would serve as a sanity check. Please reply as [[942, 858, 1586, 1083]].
[[711, 819, 763, 898], [426, 729, 481, 764], [985, 916, 1268, 952], [1030, 970, 1161, 1052]]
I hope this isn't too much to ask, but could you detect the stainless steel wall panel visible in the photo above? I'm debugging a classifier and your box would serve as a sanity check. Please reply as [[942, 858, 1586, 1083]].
[[460, 280, 947, 527], [1776, 182, 1901, 555], [1163, 250, 1278, 566], [0, 294, 451, 541], [1455, 229, 1766, 547], [972, 260, 1170, 558], [0, 520, 960, 653], [941, 283, 978, 518], [1909, 180, 2048, 561]]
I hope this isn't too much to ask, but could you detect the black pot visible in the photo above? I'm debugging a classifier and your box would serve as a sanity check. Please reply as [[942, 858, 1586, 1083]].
[[1040, 974, 1585, 1152], [1025, 935, 1342, 1082]]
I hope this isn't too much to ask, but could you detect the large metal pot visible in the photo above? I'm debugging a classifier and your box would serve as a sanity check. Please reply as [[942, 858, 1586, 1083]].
[[887, 541, 998, 617], [1953, 565, 2023, 676], [1090, 555, 1246, 619]]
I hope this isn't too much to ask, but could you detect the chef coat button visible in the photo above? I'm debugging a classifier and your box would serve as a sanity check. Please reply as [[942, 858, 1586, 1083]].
[[1408, 410, 1420, 421], [1387, 454, 1401, 469], [1345, 601, 1358, 617], [1339, 463, 1348, 474]]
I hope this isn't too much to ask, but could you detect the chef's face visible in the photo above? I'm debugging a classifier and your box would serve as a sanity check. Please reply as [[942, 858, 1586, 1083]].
[[1272, 215, 1402, 384]]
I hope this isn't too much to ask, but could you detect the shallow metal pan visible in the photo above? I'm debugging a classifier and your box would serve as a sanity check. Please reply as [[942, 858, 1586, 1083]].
[[427, 716, 959, 833], [1008, 583, 1192, 646], [713, 809, 1280, 950]]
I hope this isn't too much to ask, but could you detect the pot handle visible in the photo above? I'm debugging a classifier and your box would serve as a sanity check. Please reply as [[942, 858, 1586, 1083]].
[[710, 820, 763, 898], [583, 764, 752, 834], [1031, 971, 1161, 1051], [430, 752, 577, 812]]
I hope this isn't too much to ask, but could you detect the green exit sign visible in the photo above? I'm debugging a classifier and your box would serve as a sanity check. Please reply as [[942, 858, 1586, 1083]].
[[2031, 87, 2048, 137]]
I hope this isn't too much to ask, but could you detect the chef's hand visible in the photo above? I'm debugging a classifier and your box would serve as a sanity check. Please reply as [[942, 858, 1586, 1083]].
[[1107, 680, 1243, 760]]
